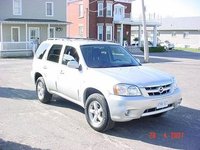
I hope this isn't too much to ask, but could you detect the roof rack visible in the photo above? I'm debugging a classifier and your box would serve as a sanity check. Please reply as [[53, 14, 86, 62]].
[[47, 37, 99, 41]]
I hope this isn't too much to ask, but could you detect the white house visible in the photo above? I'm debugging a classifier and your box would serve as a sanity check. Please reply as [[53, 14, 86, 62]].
[[0, 0, 68, 57], [158, 17, 200, 49]]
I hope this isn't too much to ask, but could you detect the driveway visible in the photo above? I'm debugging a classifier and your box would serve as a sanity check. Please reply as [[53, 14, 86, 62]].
[[0, 50, 200, 150]]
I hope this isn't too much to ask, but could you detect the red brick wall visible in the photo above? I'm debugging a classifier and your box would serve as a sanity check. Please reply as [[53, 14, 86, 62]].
[[67, 0, 132, 42], [88, 0, 98, 39], [114, 24, 131, 44], [67, 0, 89, 38]]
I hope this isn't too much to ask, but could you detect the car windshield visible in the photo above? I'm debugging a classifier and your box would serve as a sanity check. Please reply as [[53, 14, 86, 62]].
[[80, 44, 140, 68]]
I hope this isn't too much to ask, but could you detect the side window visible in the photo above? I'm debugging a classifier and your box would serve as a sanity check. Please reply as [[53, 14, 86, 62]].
[[62, 46, 79, 65], [47, 45, 62, 63], [35, 43, 50, 59]]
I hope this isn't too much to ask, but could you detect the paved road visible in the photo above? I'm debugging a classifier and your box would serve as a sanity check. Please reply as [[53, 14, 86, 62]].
[[0, 51, 200, 150]]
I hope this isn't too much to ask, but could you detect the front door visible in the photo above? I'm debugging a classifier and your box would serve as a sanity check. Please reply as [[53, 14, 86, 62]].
[[117, 27, 121, 44], [29, 27, 40, 42], [57, 45, 81, 101]]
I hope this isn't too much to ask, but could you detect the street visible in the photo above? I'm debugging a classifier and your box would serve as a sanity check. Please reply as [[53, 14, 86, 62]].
[[0, 51, 200, 150]]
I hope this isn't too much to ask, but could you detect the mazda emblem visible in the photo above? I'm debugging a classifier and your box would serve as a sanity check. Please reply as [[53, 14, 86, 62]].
[[158, 87, 164, 94]]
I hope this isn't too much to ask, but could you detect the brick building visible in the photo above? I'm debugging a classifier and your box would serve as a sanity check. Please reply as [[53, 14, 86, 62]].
[[67, 0, 133, 45]]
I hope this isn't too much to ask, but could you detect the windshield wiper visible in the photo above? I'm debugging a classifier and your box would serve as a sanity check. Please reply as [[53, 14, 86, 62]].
[[118, 64, 136, 67]]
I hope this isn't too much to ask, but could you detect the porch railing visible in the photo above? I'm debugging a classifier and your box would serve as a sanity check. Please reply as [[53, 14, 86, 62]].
[[114, 13, 162, 24], [0, 42, 33, 51]]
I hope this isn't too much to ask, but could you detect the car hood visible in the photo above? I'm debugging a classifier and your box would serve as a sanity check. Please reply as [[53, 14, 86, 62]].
[[91, 66, 173, 87]]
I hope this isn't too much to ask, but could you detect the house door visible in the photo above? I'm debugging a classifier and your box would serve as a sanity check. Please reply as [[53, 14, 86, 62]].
[[29, 27, 40, 42], [29, 27, 40, 51], [117, 27, 121, 44]]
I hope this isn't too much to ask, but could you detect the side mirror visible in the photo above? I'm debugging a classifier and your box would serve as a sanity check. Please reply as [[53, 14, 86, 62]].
[[67, 60, 80, 69], [63, 54, 74, 62]]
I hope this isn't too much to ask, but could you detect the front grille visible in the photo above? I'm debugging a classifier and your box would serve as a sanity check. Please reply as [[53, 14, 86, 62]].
[[144, 104, 173, 113], [145, 84, 171, 96]]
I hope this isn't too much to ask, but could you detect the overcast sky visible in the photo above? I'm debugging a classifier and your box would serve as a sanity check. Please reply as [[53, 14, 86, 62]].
[[132, 0, 200, 18]]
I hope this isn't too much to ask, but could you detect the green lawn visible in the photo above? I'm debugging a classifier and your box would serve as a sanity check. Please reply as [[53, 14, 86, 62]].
[[175, 47, 200, 53]]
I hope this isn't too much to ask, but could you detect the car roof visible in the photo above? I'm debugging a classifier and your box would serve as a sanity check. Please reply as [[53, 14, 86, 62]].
[[46, 38, 118, 46]]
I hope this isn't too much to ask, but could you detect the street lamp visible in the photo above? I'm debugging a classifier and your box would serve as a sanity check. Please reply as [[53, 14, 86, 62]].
[[141, 0, 149, 62]]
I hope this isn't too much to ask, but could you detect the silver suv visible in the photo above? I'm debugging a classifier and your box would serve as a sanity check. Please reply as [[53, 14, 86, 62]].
[[31, 38, 182, 132]]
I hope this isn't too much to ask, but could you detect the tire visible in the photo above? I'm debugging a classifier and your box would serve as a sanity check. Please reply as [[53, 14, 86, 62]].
[[36, 77, 52, 103], [85, 93, 115, 132]]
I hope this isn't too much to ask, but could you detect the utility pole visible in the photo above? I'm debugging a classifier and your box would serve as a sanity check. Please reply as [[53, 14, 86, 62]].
[[141, 0, 149, 63]]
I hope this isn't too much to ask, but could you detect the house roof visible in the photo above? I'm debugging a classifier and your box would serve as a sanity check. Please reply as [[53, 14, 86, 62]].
[[1, 18, 70, 24], [158, 16, 200, 30]]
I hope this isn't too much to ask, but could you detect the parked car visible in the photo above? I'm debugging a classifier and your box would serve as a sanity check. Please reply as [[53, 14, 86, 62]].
[[132, 41, 154, 47], [160, 40, 175, 50], [31, 38, 182, 132], [131, 41, 139, 47]]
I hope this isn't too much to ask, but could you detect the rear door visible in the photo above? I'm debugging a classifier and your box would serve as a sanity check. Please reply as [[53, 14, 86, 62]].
[[43, 44, 63, 92]]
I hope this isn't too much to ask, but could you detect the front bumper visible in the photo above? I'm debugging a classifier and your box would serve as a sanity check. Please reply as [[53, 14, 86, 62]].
[[107, 88, 182, 122]]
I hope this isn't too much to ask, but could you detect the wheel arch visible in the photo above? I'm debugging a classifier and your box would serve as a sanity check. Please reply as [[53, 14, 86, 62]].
[[83, 88, 105, 106], [34, 72, 43, 84]]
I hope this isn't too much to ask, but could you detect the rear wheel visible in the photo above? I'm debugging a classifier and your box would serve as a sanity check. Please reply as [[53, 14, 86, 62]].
[[85, 93, 115, 132], [36, 77, 52, 103]]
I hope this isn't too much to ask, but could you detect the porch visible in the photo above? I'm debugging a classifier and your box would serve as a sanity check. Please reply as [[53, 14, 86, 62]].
[[0, 18, 68, 57], [113, 11, 162, 47], [0, 41, 33, 57]]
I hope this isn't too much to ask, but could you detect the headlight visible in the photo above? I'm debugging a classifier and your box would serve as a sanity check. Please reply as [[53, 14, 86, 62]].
[[113, 84, 142, 96]]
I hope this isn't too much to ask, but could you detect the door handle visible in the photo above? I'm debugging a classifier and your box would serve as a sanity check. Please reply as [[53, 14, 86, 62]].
[[60, 70, 64, 74]]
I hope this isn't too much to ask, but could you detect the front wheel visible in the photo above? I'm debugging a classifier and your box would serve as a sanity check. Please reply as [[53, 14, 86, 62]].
[[36, 77, 52, 103], [85, 93, 115, 132]]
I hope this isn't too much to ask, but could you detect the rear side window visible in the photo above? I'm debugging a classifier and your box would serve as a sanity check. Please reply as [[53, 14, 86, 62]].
[[47, 45, 62, 63], [35, 43, 50, 59]]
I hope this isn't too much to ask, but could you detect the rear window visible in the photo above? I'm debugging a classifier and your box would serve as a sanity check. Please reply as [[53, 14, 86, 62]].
[[35, 43, 50, 59]]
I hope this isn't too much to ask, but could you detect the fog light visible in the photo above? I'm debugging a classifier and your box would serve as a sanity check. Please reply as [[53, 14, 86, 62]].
[[125, 110, 129, 116]]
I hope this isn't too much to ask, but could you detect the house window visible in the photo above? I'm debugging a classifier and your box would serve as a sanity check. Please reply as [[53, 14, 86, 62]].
[[106, 3, 112, 17], [183, 32, 189, 38], [97, 25, 103, 40], [115, 7, 123, 15], [13, 0, 22, 15], [106, 25, 112, 41], [79, 4, 84, 18], [46, 2, 54, 16], [98, 2, 103, 17], [49, 27, 55, 38], [79, 25, 84, 37], [11, 27, 20, 42]]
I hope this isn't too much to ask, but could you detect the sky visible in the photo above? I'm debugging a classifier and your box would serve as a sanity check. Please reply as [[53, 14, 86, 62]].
[[132, 0, 200, 18]]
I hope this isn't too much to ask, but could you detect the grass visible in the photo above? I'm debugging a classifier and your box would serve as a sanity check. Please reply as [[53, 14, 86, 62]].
[[140, 46, 165, 53], [175, 47, 200, 53]]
